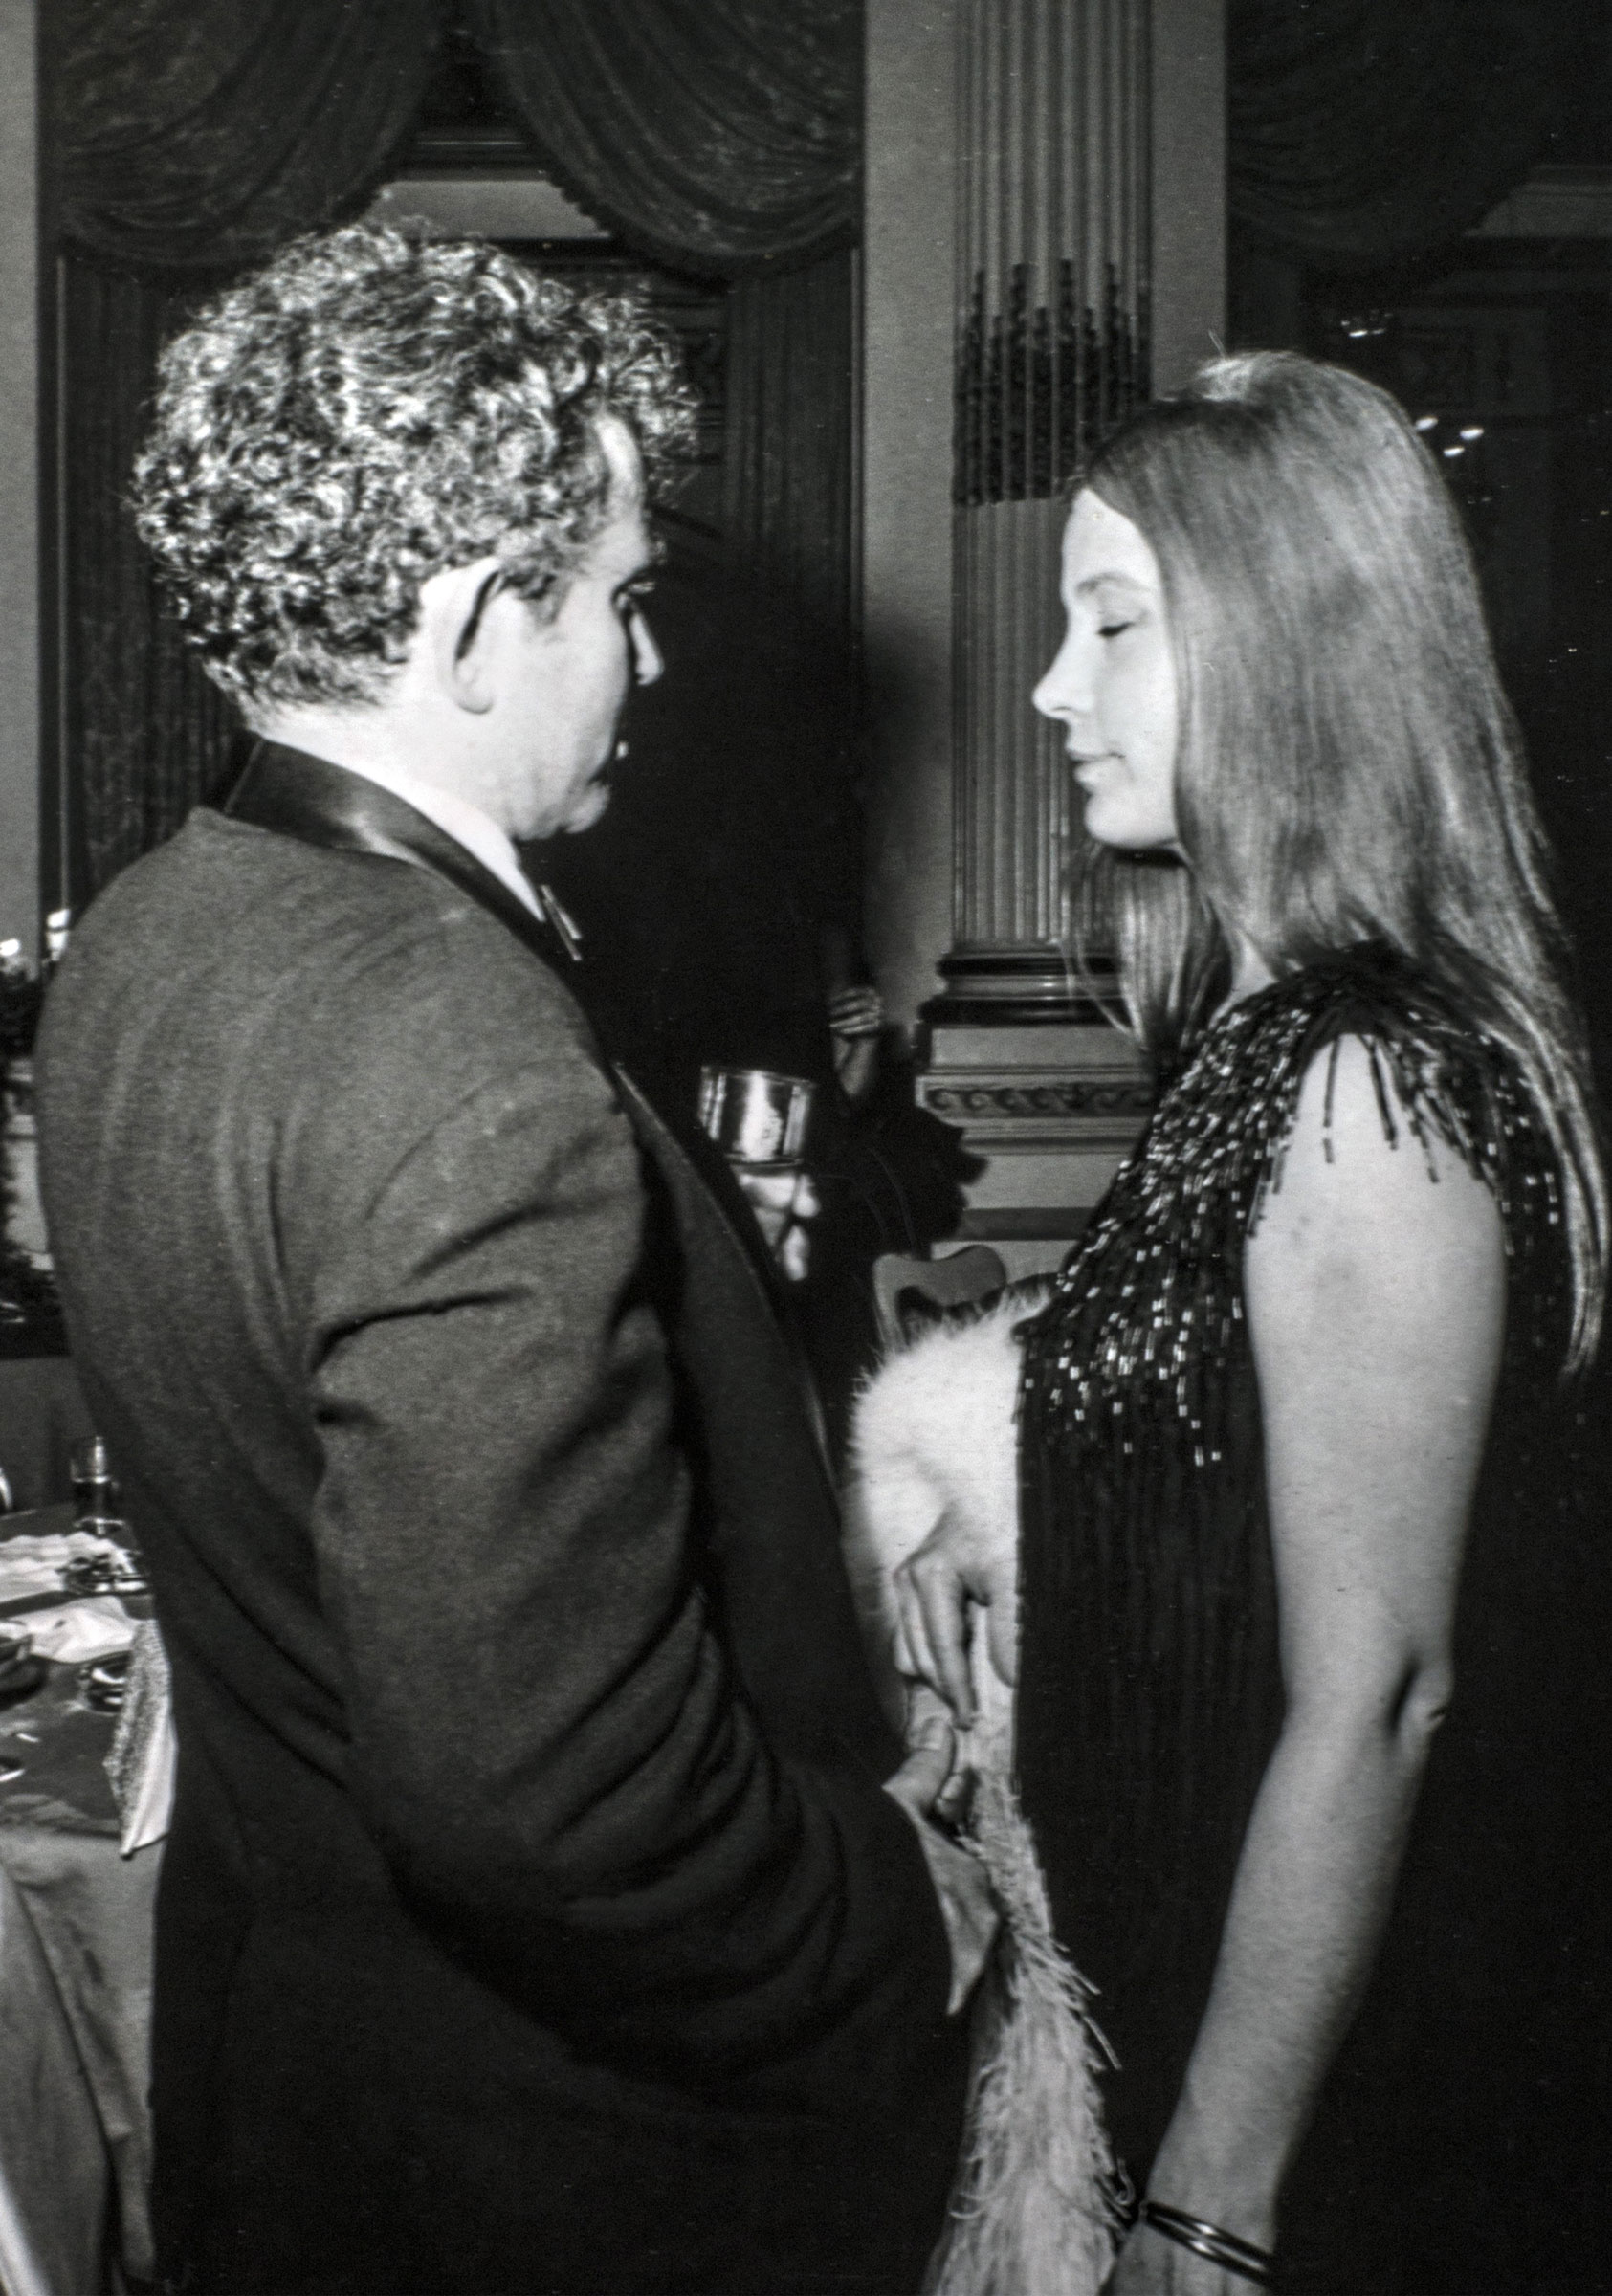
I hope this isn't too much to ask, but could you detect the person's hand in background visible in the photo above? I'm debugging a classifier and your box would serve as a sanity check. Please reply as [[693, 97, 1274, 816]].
[[736, 1165, 820, 1282], [828, 983, 884, 1106]]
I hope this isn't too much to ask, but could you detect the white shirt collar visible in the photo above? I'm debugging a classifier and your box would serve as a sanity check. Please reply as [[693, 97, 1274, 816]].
[[336, 754, 544, 923]]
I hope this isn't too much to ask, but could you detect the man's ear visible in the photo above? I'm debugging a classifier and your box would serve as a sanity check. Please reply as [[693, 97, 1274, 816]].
[[417, 556, 507, 715]]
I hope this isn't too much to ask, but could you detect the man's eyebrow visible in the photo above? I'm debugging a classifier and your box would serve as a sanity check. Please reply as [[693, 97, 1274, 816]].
[[613, 555, 659, 595]]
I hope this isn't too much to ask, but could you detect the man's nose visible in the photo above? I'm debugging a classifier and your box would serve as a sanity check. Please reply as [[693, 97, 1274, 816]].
[[629, 608, 664, 687]]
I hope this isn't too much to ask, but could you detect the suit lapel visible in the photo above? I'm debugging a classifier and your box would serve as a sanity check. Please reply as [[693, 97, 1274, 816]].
[[224, 740, 577, 977], [223, 742, 831, 1475]]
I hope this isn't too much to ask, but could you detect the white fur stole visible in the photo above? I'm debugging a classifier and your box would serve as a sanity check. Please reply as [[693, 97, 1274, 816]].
[[845, 1288, 1121, 2296]]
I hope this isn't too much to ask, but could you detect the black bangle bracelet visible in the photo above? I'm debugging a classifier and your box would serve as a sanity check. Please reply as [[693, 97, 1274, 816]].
[[1139, 2201, 1277, 2287]]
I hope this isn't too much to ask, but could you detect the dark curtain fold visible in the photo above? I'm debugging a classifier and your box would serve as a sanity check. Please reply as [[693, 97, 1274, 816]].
[[724, 251, 858, 641], [466, 0, 860, 276], [1230, 0, 1595, 266], [59, 254, 239, 895], [54, 0, 440, 269], [47, 0, 1585, 906]]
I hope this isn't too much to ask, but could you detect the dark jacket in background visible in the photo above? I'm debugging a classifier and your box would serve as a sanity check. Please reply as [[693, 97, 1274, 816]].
[[36, 752, 966, 2296]]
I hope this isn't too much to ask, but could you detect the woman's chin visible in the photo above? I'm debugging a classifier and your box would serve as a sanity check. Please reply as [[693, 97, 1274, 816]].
[[1082, 797, 1179, 855], [1083, 801, 1144, 850]]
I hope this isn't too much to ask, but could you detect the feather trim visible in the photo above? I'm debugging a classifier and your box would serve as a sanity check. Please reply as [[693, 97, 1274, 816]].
[[921, 1753, 1122, 2296], [847, 1293, 1121, 2296]]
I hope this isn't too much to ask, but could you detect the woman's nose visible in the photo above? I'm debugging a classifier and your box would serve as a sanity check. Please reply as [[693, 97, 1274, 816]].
[[1032, 629, 1087, 726], [629, 608, 664, 687]]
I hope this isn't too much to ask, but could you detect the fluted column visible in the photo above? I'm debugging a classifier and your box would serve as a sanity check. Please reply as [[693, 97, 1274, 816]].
[[862, 0, 1225, 1269], [915, 0, 1159, 1276], [938, 0, 1151, 1018]]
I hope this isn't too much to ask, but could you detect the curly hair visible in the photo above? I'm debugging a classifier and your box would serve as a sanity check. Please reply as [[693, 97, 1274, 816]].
[[130, 225, 698, 711]]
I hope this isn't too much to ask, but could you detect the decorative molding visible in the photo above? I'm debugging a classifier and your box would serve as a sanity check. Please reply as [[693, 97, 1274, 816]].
[[926, 1078, 1155, 1119], [919, 1014, 1154, 1157], [1471, 166, 1612, 242], [954, 258, 1148, 507]]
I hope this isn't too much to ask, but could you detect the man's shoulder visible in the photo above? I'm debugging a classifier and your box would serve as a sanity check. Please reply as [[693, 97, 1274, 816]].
[[53, 811, 608, 1128], [84, 809, 574, 1010]]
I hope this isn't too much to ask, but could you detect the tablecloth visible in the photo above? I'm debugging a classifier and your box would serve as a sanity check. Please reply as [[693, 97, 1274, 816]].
[[0, 1510, 160, 2291]]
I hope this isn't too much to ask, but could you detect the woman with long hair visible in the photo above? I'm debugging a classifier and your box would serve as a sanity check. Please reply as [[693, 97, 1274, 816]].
[[877, 351, 1607, 2292]]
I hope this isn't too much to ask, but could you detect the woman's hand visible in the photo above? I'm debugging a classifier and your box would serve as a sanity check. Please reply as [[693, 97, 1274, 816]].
[[1103, 2221, 1252, 2296], [891, 1507, 1017, 1729]]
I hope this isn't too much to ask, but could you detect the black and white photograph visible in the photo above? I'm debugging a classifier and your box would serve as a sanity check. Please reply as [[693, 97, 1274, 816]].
[[0, 3, 1608, 2291]]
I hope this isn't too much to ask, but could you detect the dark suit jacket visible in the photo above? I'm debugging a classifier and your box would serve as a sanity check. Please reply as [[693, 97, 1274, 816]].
[[37, 746, 965, 2296]]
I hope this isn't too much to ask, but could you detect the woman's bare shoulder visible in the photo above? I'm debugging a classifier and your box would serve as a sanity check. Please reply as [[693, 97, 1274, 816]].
[[1245, 1031, 1505, 1418]]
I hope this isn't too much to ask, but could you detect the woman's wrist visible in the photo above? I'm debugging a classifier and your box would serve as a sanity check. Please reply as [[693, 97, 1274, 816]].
[[1145, 2124, 1282, 2253], [1137, 2202, 1277, 2286]]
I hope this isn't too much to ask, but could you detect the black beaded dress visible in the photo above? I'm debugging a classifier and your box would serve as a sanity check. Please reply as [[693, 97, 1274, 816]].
[[1014, 949, 1610, 2293]]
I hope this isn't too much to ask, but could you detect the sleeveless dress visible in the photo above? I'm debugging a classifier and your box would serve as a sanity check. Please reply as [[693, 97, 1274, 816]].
[[1014, 949, 1609, 2293]]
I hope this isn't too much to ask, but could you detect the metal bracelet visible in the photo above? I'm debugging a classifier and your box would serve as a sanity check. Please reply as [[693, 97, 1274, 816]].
[[1139, 2200, 1277, 2287]]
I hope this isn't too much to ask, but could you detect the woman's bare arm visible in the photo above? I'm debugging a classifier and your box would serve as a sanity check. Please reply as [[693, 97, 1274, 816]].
[[1115, 1037, 1505, 2290]]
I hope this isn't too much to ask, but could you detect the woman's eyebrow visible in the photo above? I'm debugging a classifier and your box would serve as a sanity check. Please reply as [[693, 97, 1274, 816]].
[[1074, 569, 1151, 598]]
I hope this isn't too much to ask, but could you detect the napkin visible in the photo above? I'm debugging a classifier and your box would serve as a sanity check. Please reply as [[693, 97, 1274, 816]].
[[23, 1597, 137, 1666], [0, 1532, 123, 1608], [104, 1620, 176, 1856]]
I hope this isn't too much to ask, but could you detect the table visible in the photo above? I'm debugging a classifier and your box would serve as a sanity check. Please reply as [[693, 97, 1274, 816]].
[[0, 1507, 159, 2294]]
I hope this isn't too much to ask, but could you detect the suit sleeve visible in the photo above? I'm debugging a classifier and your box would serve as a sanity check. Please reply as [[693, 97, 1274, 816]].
[[302, 1001, 954, 2100]]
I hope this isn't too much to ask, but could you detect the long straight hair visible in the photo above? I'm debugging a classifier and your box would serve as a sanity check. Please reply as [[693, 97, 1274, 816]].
[[1078, 351, 1606, 1371]]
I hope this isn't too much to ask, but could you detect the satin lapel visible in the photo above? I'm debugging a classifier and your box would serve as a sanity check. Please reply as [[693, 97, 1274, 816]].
[[224, 740, 575, 975], [224, 742, 832, 1479]]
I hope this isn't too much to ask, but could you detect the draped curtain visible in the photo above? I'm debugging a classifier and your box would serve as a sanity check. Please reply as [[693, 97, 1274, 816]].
[[48, 0, 861, 902], [43, 0, 1594, 901], [54, 0, 438, 271], [465, 0, 859, 276], [55, 0, 1583, 282], [56, 256, 239, 900], [724, 254, 858, 643], [49, 0, 442, 899], [1229, 0, 1595, 265]]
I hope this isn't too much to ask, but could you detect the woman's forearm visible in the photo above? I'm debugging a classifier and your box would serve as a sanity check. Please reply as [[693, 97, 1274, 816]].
[[1146, 1681, 1447, 2246]]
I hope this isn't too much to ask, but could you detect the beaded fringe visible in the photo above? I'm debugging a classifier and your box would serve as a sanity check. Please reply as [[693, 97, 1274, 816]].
[[1020, 952, 1559, 1477]]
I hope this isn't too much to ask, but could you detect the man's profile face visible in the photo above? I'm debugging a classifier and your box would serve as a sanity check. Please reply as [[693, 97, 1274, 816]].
[[499, 417, 663, 842]]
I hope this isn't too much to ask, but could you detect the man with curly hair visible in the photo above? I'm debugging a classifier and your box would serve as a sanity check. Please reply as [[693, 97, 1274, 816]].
[[36, 227, 981, 2296]]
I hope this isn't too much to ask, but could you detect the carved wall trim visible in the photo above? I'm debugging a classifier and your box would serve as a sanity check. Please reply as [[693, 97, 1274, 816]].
[[955, 257, 1148, 507], [925, 1077, 1155, 1119]]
